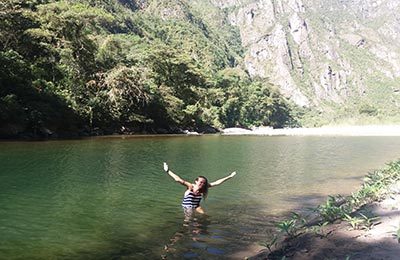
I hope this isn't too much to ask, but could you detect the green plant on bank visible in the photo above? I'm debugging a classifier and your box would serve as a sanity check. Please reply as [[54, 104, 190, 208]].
[[314, 195, 350, 223], [344, 213, 364, 230], [359, 212, 380, 230], [260, 212, 307, 252], [276, 219, 298, 237], [306, 221, 329, 237], [290, 211, 307, 225], [356, 181, 384, 201], [259, 235, 279, 253], [344, 212, 379, 230]]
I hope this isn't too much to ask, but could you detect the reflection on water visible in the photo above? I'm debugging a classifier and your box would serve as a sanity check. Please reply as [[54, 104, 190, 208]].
[[1, 136, 400, 259], [163, 214, 213, 259], [162, 210, 274, 260]]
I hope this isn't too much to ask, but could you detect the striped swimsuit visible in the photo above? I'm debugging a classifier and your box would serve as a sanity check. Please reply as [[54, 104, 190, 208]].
[[182, 190, 203, 209]]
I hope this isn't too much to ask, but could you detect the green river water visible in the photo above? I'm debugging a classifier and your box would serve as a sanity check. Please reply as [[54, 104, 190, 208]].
[[1, 135, 400, 259]]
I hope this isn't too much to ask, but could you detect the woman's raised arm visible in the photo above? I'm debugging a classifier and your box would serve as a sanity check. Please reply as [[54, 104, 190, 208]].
[[163, 162, 191, 188], [209, 171, 237, 187]]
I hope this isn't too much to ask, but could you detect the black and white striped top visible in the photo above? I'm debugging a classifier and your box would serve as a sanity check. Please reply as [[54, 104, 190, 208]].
[[182, 190, 203, 208]]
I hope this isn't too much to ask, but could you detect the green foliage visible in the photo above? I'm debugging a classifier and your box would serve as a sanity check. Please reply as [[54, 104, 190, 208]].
[[207, 70, 295, 128], [0, 94, 25, 127], [314, 195, 350, 222], [84, 65, 157, 127], [275, 219, 298, 237], [0, 0, 295, 138], [259, 235, 279, 253], [359, 104, 378, 116], [306, 221, 329, 237], [359, 212, 380, 230], [344, 211, 380, 231], [344, 213, 366, 230]]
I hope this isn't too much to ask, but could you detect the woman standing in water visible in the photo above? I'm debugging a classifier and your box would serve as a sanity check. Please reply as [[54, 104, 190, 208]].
[[163, 162, 237, 215]]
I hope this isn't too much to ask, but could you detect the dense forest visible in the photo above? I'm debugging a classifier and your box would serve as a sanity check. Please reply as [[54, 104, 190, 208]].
[[0, 0, 298, 139]]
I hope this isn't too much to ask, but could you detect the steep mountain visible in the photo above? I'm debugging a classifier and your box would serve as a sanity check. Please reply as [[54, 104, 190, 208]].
[[211, 0, 400, 125]]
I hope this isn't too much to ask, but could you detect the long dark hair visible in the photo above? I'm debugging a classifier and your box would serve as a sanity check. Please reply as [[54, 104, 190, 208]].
[[196, 176, 209, 199]]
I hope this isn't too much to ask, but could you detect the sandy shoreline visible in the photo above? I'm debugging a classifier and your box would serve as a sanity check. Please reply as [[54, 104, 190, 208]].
[[221, 125, 400, 136]]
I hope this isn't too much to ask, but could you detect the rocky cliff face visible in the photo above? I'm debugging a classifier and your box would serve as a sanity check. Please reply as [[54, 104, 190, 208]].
[[212, 0, 400, 114]]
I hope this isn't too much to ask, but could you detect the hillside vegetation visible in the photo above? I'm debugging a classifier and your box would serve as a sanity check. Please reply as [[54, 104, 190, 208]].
[[2, 0, 400, 139], [0, 0, 296, 138]]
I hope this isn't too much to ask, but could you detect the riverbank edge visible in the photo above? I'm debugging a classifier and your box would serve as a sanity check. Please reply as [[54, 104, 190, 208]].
[[222, 125, 400, 136], [247, 160, 400, 260], [3, 125, 400, 140]]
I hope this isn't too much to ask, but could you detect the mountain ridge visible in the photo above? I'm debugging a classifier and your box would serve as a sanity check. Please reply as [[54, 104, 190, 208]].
[[216, 0, 400, 124]]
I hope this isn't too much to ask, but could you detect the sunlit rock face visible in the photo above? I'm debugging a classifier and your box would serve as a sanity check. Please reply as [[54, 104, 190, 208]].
[[211, 0, 400, 109]]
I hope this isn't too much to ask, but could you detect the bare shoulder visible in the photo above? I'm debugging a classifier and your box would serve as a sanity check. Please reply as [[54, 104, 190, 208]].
[[184, 185, 193, 195], [183, 181, 193, 189]]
